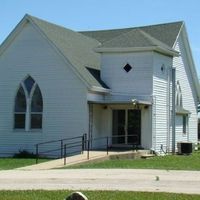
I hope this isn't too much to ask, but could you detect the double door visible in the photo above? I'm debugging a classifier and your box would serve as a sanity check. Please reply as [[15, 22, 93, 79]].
[[112, 109, 141, 145]]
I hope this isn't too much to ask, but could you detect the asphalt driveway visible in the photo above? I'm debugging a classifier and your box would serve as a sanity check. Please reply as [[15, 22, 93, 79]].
[[0, 169, 200, 194]]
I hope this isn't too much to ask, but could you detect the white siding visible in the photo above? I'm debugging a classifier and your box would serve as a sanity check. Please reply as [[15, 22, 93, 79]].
[[92, 105, 103, 138], [101, 52, 153, 95], [91, 104, 112, 147], [173, 32, 198, 145], [141, 106, 152, 149], [0, 23, 88, 156], [153, 53, 173, 153]]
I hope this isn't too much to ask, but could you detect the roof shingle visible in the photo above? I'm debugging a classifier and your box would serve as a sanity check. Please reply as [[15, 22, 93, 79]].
[[80, 21, 183, 48], [26, 15, 183, 90]]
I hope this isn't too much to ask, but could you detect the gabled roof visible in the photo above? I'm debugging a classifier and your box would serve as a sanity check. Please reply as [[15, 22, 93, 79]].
[[0, 14, 108, 92], [80, 21, 183, 48], [1, 15, 199, 98], [81, 22, 182, 56], [94, 28, 178, 56], [99, 29, 168, 48], [26, 15, 109, 91]]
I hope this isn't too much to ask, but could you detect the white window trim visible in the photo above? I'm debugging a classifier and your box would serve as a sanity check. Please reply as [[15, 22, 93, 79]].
[[14, 77, 43, 131]]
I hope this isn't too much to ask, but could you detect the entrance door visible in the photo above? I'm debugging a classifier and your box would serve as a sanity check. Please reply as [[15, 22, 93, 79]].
[[112, 110, 126, 144], [127, 109, 141, 144], [112, 109, 141, 145]]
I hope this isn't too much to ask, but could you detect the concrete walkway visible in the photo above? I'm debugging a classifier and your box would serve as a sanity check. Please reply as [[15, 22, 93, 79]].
[[18, 150, 138, 170], [0, 169, 200, 194]]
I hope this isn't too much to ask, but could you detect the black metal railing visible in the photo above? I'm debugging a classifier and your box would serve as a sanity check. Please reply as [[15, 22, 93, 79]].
[[35, 133, 139, 165], [63, 134, 139, 165], [35, 133, 87, 164]]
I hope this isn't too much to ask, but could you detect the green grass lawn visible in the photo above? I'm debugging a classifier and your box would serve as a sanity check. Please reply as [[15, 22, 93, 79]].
[[65, 152, 200, 170], [0, 190, 199, 200], [0, 158, 49, 170]]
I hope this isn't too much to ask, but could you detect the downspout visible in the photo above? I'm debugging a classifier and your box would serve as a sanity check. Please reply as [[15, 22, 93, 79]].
[[172, 67, 176, 153], [152, 95, 156, 152], [166, 66, 171, 152]]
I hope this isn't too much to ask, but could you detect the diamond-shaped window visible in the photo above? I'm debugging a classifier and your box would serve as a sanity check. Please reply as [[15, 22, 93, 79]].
[[123, 63, 132, 73]]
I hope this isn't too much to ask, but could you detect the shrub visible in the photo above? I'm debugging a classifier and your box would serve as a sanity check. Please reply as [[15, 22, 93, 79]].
[[13, 150, 36, 158]]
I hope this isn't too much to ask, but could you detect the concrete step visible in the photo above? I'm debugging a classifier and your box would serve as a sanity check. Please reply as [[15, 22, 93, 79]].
[[141, 154, 155, 159]]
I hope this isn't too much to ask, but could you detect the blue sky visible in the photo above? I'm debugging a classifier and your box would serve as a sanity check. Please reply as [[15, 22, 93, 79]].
[[1, 0, 200, 76]]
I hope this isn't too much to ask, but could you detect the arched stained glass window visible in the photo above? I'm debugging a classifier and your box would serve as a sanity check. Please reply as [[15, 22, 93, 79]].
[[176, 81, 183, 107], [14, 76, 43, 130]]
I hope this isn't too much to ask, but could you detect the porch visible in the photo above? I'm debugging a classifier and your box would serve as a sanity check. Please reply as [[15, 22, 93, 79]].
[[88, 93, 153, 151]]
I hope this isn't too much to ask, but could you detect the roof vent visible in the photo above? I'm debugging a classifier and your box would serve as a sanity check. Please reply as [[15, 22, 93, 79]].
[[123, 63, 132, 73]]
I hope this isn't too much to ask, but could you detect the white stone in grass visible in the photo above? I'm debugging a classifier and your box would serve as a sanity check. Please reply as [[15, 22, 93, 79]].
[[65, 191, 88, 200]]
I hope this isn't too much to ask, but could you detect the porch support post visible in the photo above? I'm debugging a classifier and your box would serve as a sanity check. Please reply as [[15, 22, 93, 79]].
[[88, 103, 93, 144], [172, 67, 176, 154]]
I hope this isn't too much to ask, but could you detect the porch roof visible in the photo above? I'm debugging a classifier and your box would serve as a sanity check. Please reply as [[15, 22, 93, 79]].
[[88, 100, 152, 105], [88, 93, 152, 105]]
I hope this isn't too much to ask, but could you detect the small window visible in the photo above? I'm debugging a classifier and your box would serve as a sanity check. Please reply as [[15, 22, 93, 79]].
[[31, 85, 43, 112], [123, 63, 132, 73], [31, 85, 43, 129], [15, 85, 26, 112], [14, 85, 26, 129], [31, 114, 42, 129], [183, 115, 187, 134], [14, 114, 25, 129]]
